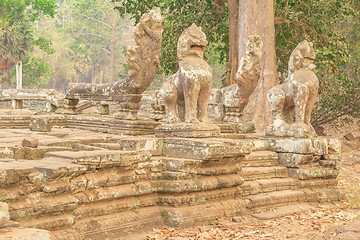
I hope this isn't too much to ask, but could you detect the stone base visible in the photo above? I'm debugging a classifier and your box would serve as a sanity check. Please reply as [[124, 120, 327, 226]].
[[266, 122, 317, 138], [215, 122, 255, 134], [154, 122, 220, 138], [66, 115, 160, 135]]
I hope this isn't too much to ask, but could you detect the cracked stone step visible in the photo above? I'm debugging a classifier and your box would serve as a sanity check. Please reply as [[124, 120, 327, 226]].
[[152, 174, 244, 193], [19, 214, 75, 231], [45, 150, 146, 167], [252, 203, 313, 219], [242, 151, 279, 167], [0, 227, 50, 240], [246, 189, 305, 210], [241, 166, 288, 181], [241, 178, 299, 196]]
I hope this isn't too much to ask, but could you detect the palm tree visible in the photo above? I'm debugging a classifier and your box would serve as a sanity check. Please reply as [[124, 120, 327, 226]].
[[0, 0, 32, 88]]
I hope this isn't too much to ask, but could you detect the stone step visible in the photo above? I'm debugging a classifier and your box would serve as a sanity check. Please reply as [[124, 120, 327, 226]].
[[241, 166, 288, 181], [10, 194, 79, 220], [288, 166, 339, 180], [152, 174, 243, 193], [157, 157, 242, 175], [245, 190, 305, 210], [158, 187, 241, 207], [163, 137, 252, 160], [0, 227, 50, 240], [242, 151, 278, 167], [241, 178, 299, 196], [252, 203, 313, 220], [91, 142, 122, 150], [51, 207, 163, 240], [46, 150, 146, 167], [118, 136, 163, 156], [0, 158, 86, 187], [20, 214, 75, 231], [0, 202, 10, 225], [73, 194, 158, 219]]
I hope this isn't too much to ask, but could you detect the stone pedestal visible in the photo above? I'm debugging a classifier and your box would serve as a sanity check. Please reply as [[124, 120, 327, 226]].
[[55, 99, 79, 115], [99, 104, 110, 115], [154, 122, 220, 138], [268, 136, 343, 202], [11, 99, 23, 109]]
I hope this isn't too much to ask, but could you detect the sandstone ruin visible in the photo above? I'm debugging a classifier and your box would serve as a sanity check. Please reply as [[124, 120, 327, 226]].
[[0, 9, 344, 240]]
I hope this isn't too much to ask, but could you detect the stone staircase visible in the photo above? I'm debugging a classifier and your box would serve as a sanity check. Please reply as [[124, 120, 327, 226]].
[[0, 202, 50, 239], [0, 128, 344, 239], [240, 150, 305, 213]]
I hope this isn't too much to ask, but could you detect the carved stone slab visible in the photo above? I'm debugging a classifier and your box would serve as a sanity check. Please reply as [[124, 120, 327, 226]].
[[154, 123, 220, 138]]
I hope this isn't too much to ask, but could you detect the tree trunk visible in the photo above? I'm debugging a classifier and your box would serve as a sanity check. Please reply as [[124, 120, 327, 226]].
[[109, 8, 117, 83], [238, 0, 279, 131], [224, 0, 239, 86], [2, 69, 10, 89], [16, 61, 23, 89]]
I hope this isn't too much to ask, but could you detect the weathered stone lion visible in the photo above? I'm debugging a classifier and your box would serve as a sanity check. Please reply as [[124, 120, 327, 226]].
[[266, 40, 319, 137], [160, 24, 212, 123], [222, 35, 263, 123]]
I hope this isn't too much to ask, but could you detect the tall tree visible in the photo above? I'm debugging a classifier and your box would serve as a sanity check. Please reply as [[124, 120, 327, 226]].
[[239, 0, 279, 131], [63, 0, 129, 83], [0, 0, 32, 88], [0, 0, 56, 89]]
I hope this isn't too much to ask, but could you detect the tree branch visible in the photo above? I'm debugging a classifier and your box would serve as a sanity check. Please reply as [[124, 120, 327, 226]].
[[81, 32, 111, 41], [76, 12, 112, 29], [96, 0, 112, 22]]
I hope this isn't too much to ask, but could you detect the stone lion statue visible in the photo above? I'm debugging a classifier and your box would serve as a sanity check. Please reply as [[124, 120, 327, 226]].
[[160, 24, 212, 123], [266, 40, 319, 137]]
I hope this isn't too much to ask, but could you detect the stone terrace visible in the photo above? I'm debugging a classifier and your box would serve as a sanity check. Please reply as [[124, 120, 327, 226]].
[[0, 126, 343, 239]]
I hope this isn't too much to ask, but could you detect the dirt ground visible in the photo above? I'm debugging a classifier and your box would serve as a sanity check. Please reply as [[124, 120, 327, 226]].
[[141, 124, 360, 240]]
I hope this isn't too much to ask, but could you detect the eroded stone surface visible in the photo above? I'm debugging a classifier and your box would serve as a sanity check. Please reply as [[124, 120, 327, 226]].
[[222, 35, 263, 123], [160, 24, 212, 124], [267, 40, 319, 138], [154, 122, 220, 138]]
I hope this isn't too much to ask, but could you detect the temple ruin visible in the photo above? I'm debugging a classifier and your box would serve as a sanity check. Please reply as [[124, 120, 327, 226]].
[[0, 7, 344, 240]]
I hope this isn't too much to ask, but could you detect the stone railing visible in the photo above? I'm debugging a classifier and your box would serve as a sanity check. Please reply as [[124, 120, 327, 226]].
[[0, 89, 64, 111]]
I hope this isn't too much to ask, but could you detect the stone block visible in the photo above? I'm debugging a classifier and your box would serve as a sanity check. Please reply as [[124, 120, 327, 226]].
[[326, 138, 342, 154], [119, 137, 163, 156], [163, 138, 251, 160], [344, 133, 356, 141], [235, 122, 255, 134], [278, 153, 315, 167], [99, 104, 109, 115], [0, 202, 10, 225], [0, 228, 50, 240], [155, 123, 220, 138], [288, 166, 339, 180], [269, 137, 328, 155], [30, 116, 52, 132], [22, 137, 39, 148]]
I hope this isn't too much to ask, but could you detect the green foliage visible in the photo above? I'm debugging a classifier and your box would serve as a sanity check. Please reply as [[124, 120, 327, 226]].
[[24, 0, 57, 21], [33, 35, 55, 54], [274, 0, 359, 127], [0, 0, 31, 64], [10, 57, 51, 88], [0, 0, 56, 88], [116, 0, 228, 75]]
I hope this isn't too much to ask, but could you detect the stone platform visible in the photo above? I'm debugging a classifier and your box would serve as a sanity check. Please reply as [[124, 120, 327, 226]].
[[0, 127, 343, 239]]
